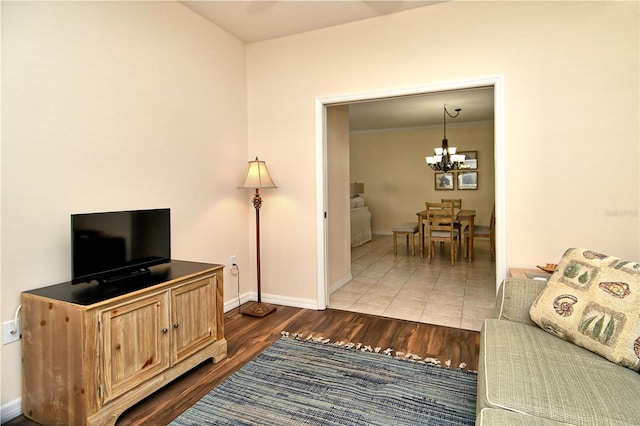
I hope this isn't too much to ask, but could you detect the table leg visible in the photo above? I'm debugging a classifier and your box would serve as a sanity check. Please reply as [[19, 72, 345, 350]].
[[468, 218, 474, 262], [418, 216, 424, 258]]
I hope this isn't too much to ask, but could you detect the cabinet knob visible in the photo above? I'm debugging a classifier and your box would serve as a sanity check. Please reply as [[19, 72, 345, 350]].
[[161, 328, 168, 334], [173, 323, 179, 329]]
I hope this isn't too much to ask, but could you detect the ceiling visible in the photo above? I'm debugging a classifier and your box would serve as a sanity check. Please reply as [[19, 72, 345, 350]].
[[180, 1, 441, 44], [348, 87, 495, 132], [180, 1, 494, 132]]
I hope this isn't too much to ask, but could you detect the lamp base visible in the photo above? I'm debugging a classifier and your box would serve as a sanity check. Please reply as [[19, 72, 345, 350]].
[[241, 301, 277, 318]]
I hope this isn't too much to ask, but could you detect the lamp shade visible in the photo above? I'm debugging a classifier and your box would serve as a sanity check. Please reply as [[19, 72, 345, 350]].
[[350, 182, 364, 194], [239, 157, 277, 189]]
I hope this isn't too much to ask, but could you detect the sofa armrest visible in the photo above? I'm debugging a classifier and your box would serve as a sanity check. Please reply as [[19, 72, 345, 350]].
[[494, 278, 547, 326]]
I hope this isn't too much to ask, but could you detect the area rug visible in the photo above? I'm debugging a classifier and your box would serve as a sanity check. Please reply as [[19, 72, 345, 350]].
[[170, 333, 477, 425]]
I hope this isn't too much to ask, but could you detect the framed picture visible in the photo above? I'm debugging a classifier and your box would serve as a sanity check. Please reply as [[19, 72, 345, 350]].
[[435, 172, 454, 190], [459, 151, 478, 170], [458, 171, 478, 190]]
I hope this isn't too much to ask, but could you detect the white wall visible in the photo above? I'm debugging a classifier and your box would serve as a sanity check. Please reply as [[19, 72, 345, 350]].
[[246, 1, 639, 302], [1, 2, 249, 406]]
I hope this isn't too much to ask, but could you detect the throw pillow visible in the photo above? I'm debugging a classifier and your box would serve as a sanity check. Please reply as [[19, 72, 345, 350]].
[[530, 248, 640, 371]]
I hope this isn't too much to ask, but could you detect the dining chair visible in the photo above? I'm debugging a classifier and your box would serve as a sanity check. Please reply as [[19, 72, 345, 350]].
[[464, 205, 495, 260], [425, 202, 459, 266], [440, 198, 462, 209], [440, 198, 462, 249]]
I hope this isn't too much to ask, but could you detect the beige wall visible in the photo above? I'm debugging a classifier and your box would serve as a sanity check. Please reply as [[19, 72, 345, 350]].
[[246, 1, 639, 302], [327, 105, 352, 289], [351, 124, 495, 234], [1, 0, 639, 413], [1, 2, 249, 405]]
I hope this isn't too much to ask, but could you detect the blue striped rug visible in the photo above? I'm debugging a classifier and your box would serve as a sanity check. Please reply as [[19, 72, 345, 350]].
[[171, 335, 477, 425]]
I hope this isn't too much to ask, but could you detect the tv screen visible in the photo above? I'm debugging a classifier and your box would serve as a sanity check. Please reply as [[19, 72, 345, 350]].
[[71, 208, 171, 284]]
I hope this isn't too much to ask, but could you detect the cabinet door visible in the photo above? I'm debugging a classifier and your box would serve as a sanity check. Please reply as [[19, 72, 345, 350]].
[[171, 275, 217, 364], [100, 292, 170, 404]]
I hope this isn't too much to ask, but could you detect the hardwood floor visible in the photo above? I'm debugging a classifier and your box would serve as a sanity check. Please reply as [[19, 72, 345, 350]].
[[7, 305, 480, 426]]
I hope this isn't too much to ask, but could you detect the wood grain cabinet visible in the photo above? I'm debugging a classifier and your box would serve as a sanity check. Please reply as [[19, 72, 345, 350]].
[[21, 261, 227, 426]]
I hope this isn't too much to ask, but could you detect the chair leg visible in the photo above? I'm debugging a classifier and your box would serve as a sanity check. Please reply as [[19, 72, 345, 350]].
[[452, 238, 459, 266], [450, 241, 455, 266], [393, 232, 398, 255], [410, 233, 415, 256]]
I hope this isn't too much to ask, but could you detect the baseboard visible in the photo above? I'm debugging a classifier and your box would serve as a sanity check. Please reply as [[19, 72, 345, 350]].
[[1, 397, 22, 423], [224, 292, 321, 312], [224, 292, 254, 312], [329, 273, 352, 294], [261, 292, 319, 310]]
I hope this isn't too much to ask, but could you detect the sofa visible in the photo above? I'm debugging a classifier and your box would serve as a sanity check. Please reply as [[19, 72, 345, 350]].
[[477, 249, 640, 425]]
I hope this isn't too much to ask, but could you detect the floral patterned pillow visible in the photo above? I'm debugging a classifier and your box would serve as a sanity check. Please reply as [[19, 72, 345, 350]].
[[529, 248, 640, 371]]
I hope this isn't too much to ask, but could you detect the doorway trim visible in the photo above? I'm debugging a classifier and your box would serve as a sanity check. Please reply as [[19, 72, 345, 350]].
[[315, 75, 506, 309]]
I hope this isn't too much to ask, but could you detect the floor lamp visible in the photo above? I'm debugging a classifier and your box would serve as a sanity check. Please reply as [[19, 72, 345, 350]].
[[239, 157, 277, 318]]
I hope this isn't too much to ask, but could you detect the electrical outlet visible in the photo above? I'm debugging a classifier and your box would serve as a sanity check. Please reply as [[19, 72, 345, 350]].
[[3, 319, 21, 345], [230, 255, 237, 266]]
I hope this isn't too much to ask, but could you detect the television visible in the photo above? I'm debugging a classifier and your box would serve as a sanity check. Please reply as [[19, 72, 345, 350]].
[[71, 208, 171, 284]]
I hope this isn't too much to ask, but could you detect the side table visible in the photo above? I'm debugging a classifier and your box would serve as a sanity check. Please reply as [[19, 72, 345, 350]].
[[508, 268, 552, 281]]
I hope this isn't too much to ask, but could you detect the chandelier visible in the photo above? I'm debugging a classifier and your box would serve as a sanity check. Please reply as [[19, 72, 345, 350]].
[[425, 105, 466, 172]]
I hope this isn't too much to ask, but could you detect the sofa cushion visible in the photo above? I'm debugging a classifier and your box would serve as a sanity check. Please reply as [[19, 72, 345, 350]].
[[529, 248, 640, 371], [478, 319, 640, 425]]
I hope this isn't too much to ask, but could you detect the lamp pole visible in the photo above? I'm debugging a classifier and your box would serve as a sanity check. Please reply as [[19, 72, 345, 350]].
[[252, 188, 263, 304]]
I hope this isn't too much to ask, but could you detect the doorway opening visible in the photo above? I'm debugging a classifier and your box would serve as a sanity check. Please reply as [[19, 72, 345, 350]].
[[315, 77, 506, 320]]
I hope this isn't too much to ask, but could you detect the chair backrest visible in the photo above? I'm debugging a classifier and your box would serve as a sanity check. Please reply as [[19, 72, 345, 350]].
[[425, 202, 456, 241], [470, 205, 495, 238], [441, 198, 462, 209]]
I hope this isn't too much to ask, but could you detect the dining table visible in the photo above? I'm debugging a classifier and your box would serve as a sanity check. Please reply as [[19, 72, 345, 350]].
[[416, 208, 477, 261]]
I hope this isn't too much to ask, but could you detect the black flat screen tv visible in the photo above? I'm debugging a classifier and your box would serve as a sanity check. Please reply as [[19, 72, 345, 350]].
[[71, 208, 171, 284]]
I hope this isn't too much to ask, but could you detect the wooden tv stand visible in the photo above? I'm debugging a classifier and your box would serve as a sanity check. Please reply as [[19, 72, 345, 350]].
[[21, 260, 227, 426]]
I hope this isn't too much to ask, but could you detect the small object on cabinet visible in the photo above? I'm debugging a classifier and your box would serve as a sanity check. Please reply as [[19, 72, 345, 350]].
[[537, 263, 558, 274]]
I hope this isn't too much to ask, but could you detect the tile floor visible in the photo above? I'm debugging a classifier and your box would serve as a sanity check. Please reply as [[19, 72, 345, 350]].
[[329, 234, 497, 331]]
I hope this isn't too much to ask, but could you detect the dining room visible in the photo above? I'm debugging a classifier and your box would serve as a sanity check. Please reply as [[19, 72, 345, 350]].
[[348, 103, 495, 242]]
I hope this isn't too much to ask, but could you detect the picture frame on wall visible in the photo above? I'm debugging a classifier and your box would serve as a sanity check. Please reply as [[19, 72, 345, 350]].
[[459, 151, 478, 170], [435, 172, 454, 190], [458, 171, 478, 190]]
